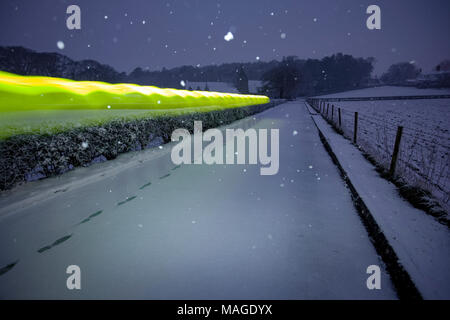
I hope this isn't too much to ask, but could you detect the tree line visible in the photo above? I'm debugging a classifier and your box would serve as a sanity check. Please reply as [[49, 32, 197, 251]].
[[1, 46, 448, 97], [260, 54, 375, 98]]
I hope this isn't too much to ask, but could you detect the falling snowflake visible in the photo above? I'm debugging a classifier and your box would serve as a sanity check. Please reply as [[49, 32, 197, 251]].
[[56, 41, 65, 50], [224, 31, 234, 41], [293, 130, 298, 136], [280, 33, 287, 39], [81, 142, 89, 149], [107, 105, 111, 109], [180, 80, 186, 87]]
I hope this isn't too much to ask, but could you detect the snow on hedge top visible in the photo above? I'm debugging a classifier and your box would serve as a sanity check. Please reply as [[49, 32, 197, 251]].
[[0, 71, 269, 112], [314, 86, 450, 98]]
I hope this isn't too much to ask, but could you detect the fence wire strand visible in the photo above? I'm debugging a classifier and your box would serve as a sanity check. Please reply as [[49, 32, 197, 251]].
[[308, 98, 450, 209]]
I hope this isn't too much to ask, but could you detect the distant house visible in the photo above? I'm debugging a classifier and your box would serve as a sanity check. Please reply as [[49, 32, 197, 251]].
[[248, 81, 263, 94], [407, 71, 450, 88]]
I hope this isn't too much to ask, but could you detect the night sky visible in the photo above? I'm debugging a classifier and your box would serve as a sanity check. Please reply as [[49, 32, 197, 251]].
[[0, 0, 449, 75]]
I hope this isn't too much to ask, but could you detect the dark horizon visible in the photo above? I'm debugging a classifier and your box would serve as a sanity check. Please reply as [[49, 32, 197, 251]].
[[1, 0, 449, 76]]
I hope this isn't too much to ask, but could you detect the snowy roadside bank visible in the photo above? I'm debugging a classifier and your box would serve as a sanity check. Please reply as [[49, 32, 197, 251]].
[[306, 101, 450, 299], [0, 101, 282, 192]]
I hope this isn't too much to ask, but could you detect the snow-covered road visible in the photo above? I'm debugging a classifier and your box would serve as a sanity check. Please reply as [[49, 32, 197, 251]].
[[0, 101, 396, 299]]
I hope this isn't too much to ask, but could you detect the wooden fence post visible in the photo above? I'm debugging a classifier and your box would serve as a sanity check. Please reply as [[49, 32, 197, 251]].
[[389, 126, 403, 177], [353, 112, 358, 143], [326, 104, 329, 117], [338, 108, 342, 127], [331, 105, 334, 121]]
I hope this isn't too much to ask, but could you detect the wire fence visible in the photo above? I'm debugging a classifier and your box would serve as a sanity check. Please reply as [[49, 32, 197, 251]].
[[307, 98, 450, 211]]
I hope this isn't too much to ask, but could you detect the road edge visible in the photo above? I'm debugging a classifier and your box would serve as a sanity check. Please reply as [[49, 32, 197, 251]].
[[305, 102, 423, 300]]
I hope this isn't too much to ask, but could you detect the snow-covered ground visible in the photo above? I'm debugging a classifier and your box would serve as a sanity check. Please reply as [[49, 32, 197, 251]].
[[185, 81, 238, 93], [308, 102, 450, 299], [184, 80, 262, 94], [0, 101, 395, 299], [313, 87, 450, 212], [315, 86, 450, 98], [333, 99, 449, 211]]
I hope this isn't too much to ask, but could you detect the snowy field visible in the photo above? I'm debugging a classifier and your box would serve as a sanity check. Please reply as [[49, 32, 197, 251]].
[[185, 81, 262, 94], [185, 81, 237, 93], [316, 86, 450, 99], [314, 87, 450, 213]]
